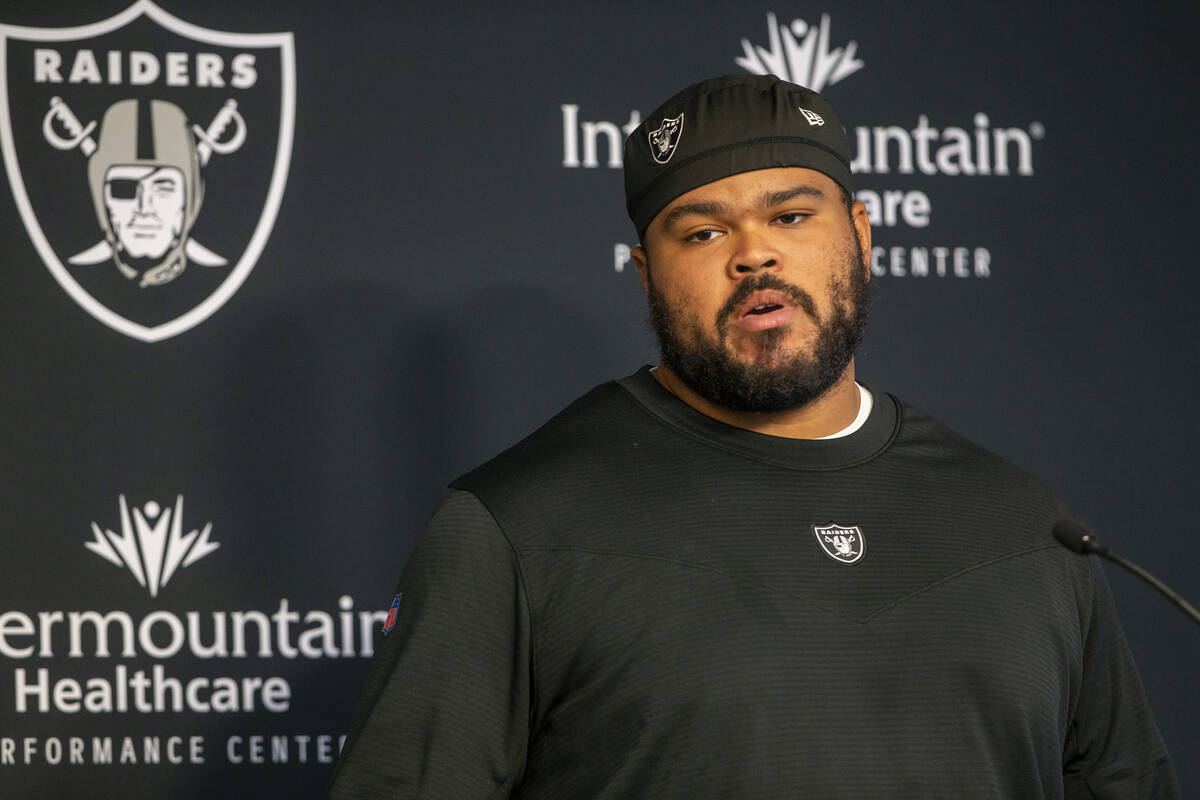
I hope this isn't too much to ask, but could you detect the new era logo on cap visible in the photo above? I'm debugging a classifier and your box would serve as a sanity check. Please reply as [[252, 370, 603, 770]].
[[799, 107, 825, 126]]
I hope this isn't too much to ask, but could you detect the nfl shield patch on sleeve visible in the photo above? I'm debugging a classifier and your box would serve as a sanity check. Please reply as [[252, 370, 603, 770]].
[[381, 593, 402, 635]]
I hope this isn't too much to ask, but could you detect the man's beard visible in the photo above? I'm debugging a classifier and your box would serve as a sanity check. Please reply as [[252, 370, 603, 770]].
[[646, 241, 870, 414]]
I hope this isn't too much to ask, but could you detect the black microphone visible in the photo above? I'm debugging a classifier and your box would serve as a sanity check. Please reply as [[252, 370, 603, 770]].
[[1052, 519, 1200, 626]]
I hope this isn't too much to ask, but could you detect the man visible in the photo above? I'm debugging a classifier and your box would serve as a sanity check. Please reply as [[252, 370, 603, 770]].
[[326, 75, 1178, 798]]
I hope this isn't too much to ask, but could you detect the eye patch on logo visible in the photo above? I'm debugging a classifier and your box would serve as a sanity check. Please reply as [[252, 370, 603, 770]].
[[106, 178, 140, 199]]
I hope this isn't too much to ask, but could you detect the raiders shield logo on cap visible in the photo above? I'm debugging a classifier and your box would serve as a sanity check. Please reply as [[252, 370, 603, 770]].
[[648, 113, 683, 164]]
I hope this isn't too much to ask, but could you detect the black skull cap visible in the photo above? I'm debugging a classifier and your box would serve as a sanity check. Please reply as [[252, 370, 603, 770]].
[[624, 74, 853, 242]]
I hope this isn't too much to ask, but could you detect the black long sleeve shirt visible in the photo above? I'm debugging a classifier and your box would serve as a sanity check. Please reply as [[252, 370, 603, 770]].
[[327, 369, 1178, 798]]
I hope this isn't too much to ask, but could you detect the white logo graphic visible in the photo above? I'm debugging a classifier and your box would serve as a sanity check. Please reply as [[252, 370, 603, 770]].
[[85, 495, 219, 596], [0, 1, 296, 342], [648, 113, 684, 164], [736, 12, 864, 92], [798, 107, 825, 126], [812, 523, 864, 564], [44, 96, 246, 286]]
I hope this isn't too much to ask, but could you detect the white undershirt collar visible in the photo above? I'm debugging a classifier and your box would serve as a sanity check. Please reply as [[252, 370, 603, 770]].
[[815, 383, 873, 440]]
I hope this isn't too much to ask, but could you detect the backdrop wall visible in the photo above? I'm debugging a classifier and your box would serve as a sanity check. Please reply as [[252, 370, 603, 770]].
[[1, 2, 1195, 797]]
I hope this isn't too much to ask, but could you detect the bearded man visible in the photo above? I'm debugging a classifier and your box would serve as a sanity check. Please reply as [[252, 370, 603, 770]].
[[326, 75, 1177, 799]]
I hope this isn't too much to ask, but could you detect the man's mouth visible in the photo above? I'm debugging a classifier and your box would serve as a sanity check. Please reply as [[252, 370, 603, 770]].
[[732, 290, 799, 332], [746, 303, 783, 315]]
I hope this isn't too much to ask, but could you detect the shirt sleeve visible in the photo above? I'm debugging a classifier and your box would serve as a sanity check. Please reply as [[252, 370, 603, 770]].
[[325, 488, 533, 799], [1062, 557, 1180, 799]]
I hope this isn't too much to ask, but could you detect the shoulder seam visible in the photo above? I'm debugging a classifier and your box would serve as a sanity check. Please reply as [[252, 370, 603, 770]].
[[862, 542, 1062, 622], [519, 543, 858, 621], [445, 486, 538, 789], [518, 541, 1064, 625]]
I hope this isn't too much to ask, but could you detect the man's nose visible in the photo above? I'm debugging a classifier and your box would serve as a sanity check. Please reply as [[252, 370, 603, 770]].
[[727, 229, 781, 278]]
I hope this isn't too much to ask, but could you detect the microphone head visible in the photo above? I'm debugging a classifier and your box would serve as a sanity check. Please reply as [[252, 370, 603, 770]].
[[1052, 518, 1094, 554]]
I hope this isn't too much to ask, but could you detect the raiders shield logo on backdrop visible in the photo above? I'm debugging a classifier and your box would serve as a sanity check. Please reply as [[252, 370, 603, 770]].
[[813, 523, 865, 564], [0, 1, 295, 341], [648, 113, 683, 164]]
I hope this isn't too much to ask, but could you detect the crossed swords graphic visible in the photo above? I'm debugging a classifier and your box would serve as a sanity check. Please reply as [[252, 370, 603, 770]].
[[42, 96, 246, 267]]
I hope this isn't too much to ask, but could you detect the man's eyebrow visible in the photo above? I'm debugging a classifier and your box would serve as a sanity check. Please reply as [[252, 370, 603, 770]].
[[761, 185, 826, 207], [661, 201, 729, 229]]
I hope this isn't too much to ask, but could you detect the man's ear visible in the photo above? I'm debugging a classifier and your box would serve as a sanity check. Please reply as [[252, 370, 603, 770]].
[[850, 201, 872, 280], [631, 245, 650, 293]]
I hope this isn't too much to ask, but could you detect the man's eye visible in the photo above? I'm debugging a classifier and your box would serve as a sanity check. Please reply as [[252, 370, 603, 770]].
[[776, 212, 808, 225], [685, 229, 721, 242]]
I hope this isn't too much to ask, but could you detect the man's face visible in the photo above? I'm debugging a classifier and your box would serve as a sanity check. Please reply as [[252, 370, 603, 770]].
[[632, 167, 872, 413], [104, 165, 187, 260]]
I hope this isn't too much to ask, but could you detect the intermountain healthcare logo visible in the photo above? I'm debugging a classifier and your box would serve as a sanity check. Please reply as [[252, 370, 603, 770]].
[[0, 1, 295, 341], [0, 496, 386, 768], [562, 10, 1041, 279], [736, 12, 864, 93], [85, 494, 218, 597]]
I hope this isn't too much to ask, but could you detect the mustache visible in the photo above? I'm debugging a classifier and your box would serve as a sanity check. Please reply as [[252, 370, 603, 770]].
[[717, 273, 817, 326]]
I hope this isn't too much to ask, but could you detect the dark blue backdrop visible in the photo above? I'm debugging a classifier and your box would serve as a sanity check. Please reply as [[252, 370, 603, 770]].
[[0, 2, 1195, 797]]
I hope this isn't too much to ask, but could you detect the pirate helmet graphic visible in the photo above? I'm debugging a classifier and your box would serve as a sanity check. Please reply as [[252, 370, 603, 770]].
[[86, 99, 205, 287], [2, 2, 293, 342]]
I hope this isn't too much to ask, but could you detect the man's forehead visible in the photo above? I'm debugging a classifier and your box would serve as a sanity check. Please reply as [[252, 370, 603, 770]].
[[654, 167, 838, 227]]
